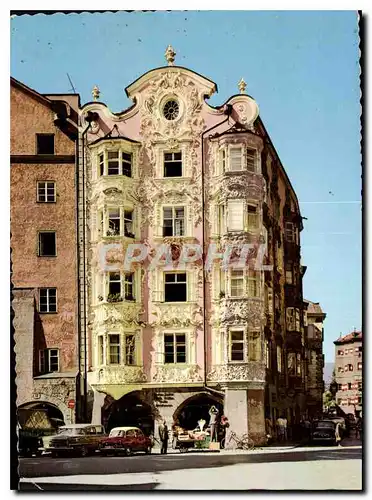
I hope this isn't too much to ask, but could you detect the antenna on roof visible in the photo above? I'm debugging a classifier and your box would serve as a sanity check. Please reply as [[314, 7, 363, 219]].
[[67, 73, 76, 93]]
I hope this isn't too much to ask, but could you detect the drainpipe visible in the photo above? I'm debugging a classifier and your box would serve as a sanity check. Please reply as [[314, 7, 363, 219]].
[[80, 116, 95, 421], [201, 104, 233, 397]]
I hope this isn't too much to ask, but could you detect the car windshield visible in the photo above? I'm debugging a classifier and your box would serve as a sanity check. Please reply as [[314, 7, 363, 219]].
[[109, 429, 124, 438], [58, 427, 85, 436], [315, 422, 334, 429]]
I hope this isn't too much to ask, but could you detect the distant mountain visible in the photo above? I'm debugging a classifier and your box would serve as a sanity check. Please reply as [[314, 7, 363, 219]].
[[323, 362, 335, 389]]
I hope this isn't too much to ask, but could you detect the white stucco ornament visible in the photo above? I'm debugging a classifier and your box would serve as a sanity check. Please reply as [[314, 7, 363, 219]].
[[165, 45, 176, 66]]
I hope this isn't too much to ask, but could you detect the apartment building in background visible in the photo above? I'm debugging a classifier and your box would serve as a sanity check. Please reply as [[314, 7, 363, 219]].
[[11, 77, 80, 425], [78, 46, 308, 444], [334, 330, 363, 415], [303, 300, 326, 418]]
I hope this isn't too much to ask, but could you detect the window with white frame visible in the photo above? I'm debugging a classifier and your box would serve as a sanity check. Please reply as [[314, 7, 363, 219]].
[[107, 209, 121, 236], [163, 207, 185, 237], [164, 152, 182, 177], [37, 181, 56, 202], [124, 210, 134, 238], [266, 341, 271, 369], [277, 345, 282, 373], [98, 150, 133, 178], [125, 334, 136, 365], [247, 205, 258, 230], [288, 352, 296, 375], [246, 148, 256, 172], [286, 307, 300, 331], [247, 271, 259, 297], [122, 152, 132, 177], [229, 147, 243, 171], [219, 149, 226, 173], [218, 204, 225, 234], [285, 263, 294, 284], [98, 336, 104, 365], [284, 221, 297, 243], [164, 333, 186, 363], [108, 334, 121, 364], [230, 270, 244, 298], [124, 273, 135, 301], [39, 288, 57, 313], [108, 272, 121, 298], [39, 348, 59, 374], [227, 200, 244, 231], [296, 353, 301, 376], [249, 331, 261, 361], [229, 329, 245, 362], [164, 273, 187, 302]]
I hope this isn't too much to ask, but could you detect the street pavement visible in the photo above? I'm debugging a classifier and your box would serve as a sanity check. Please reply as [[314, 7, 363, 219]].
[[18, 444, 362, 491]]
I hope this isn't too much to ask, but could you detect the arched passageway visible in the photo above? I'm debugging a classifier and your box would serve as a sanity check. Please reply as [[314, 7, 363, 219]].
[[18, 401, 65, 431], [173, 393, 223, 430], [106, 392, 154, 436]]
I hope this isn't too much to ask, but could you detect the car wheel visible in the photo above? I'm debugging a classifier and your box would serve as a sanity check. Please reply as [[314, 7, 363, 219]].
[[51, 451, 59, 458], [124, 447, 133, 456], [145, 446, 152, 455], [81, 447, 89, 457]]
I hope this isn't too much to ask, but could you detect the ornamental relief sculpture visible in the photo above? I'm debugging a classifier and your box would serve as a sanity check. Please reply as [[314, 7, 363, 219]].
[[33, 378, 75, 404], [150, 303, 203, 328], [153, 364, 203, 383], [207, 363, 266, 383], [95, 366, 147, 385], [93, 303, 143, 328], [220, 299, 264, 328]]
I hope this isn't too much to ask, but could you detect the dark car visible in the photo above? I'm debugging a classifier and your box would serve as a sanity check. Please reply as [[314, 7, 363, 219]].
[[18, 429, 43, 457], [47, 424, 106, 457], [311, 420, 338, 446], [100, 427, 153, 456]]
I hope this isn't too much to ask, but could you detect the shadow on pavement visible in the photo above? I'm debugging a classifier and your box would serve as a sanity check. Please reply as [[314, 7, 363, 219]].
[[19, 482, 158, 491]]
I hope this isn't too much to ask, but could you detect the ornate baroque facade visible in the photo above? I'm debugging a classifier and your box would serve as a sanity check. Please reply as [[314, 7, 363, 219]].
[[78, 48, 308, 444]]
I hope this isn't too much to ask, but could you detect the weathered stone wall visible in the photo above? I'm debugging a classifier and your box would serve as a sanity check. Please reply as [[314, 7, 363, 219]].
[[11, 84, 78, 374], [13, 289, 35, 406]]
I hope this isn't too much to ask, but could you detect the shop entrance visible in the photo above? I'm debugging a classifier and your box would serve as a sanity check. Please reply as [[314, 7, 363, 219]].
[[173, 393, 223, 430], [106, 392, 154, 436]]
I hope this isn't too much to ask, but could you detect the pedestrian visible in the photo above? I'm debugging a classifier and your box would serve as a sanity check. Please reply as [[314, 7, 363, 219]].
[[276, 416, 285, 442], [219, 415, 229, 449], [265, 416, 273, 444], [282, 415, 288, 441], [335, 422, 342, 446], [209, 406, 219, 442], [159, 420, 169, 455]]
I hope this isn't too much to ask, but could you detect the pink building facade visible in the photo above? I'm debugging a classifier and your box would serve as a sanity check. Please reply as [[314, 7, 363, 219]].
[[78, 48, 306, 444]]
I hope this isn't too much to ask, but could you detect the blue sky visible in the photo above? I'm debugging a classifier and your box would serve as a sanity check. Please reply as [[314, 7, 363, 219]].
[[10, 10, 361, 362]]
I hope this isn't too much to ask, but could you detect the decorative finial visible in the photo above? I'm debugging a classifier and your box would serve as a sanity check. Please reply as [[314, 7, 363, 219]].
[[165, 45, 176, 66], [238, 78, 247, 94], [92, 85, 100, 101]]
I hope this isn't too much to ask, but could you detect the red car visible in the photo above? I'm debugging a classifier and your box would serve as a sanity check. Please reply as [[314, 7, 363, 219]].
[[100, 426, 153, 456]]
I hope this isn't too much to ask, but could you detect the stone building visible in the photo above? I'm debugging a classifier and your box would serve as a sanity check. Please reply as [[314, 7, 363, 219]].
[[11, 77, 80, 425], [303, 300, 326, 418], [78, 47, 307, 444], [334, 330, 362, 415]]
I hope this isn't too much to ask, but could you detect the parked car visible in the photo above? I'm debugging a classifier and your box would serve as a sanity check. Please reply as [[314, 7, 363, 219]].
[[47, 424, 106, 457], [311, 420, 339, 445], [100, 427, 153, 456], [18, 429, 43, 457]]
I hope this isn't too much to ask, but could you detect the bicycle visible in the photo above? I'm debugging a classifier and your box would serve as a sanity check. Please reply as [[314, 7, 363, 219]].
[[221, 431, 255, 451]]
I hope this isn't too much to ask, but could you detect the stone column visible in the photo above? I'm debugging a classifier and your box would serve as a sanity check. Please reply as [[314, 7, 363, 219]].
[[91, 390, 106, 424], [224, 388, 248, 449], [247, 388, 266, 445]]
